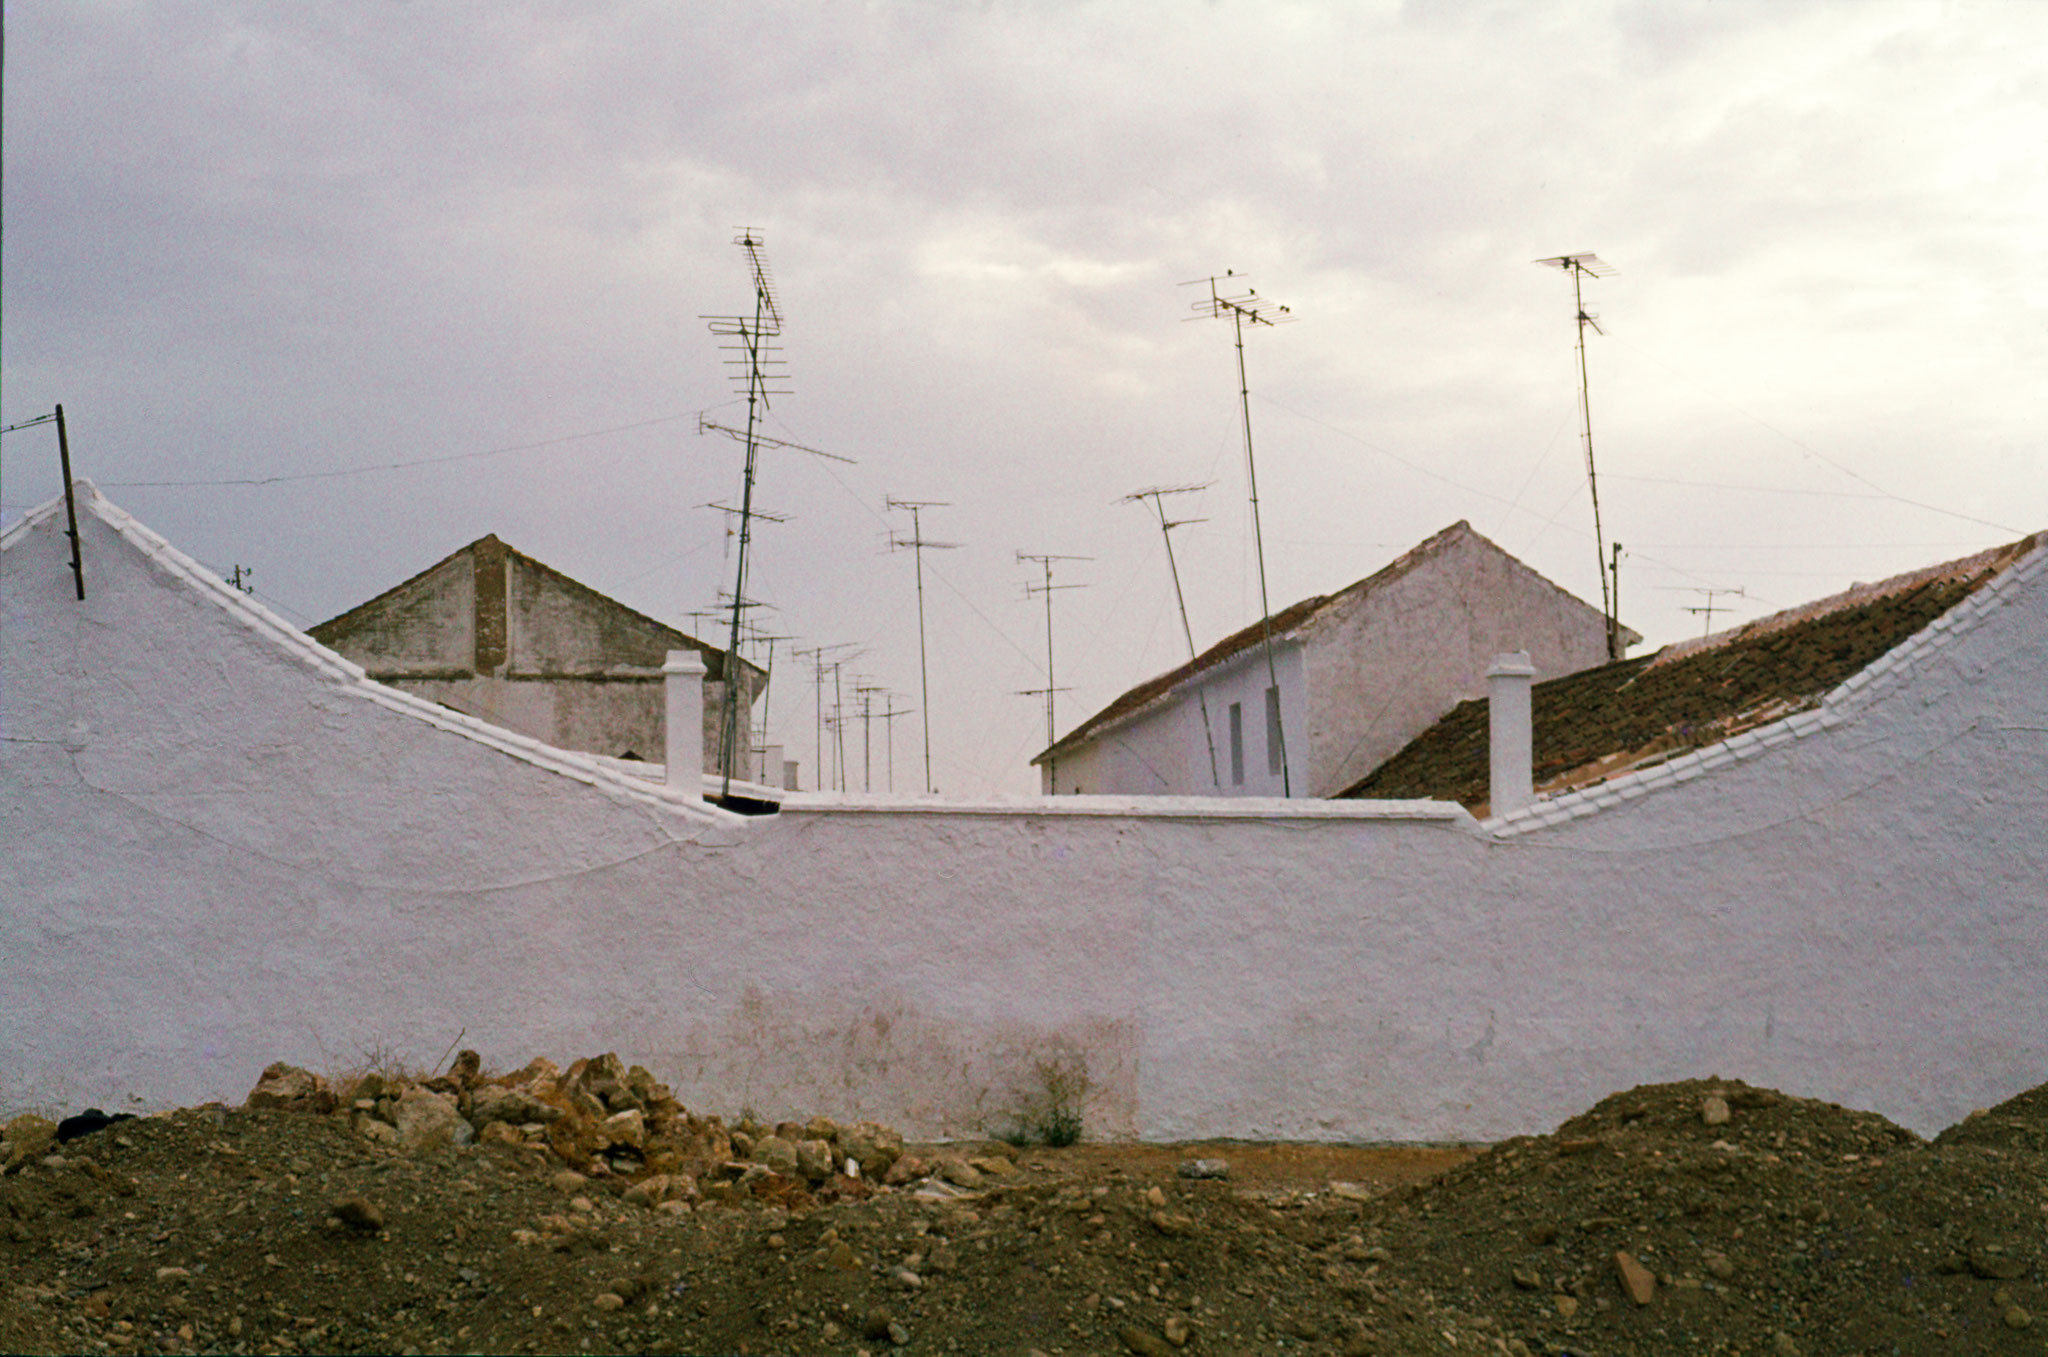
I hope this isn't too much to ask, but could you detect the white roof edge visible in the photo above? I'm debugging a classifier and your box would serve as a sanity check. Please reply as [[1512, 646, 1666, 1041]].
[[1484, 534, 2048, 839], [11, 485, 743, 830]]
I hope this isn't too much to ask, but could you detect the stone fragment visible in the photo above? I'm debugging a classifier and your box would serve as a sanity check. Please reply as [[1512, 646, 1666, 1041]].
[[1510, 1265, 1542, 1291], [623, 1175, 670, 1208], [1701, 1094, 1732, 1125], [1119, 1325, 1176, 1356], [1771, 1332, 1800, 1356], [888, 1320, 910, 1345], [448, 1049, 482, 1087], [1143, 1185, 1167, 1208], [477, 1122, 525, 1147], [1329, 1181, 1377, 1202], [1554, 1295, 1579, 1319], [1162, 1314, 1192, 1347], [331, 1196, 384, 1234], [394, 1089, 467, 1154], [861, 1306, 895, 1340], [469, 1085, 560, 1129], [1703, 1251, 1736, 1280], [1177, 1158, 1230, 1180], [2004, 1305, 2033, 1330], [246, 1063, 336, 1115], [155, 1266, 191, 1281], [592, 1293, 624, 1312], [1613, 1251, 1656, 1306], [795, 1138, 836, 1184], [882, 1153, 928, 1186], [601, 1110, 645, 1150], [1149, 1211, 1195, 1237], [551, 1170, 587, 1193], [936, 1157, 982, 1189], [752, 1135, 799, 1176], [968, 1155, 1017, 1178], [804, 1114, 840, 1143], [839, 1123, 903, 1179]]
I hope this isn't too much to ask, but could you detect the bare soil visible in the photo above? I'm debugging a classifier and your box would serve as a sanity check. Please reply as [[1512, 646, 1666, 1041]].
[[3, 1074, 2043, 1356]]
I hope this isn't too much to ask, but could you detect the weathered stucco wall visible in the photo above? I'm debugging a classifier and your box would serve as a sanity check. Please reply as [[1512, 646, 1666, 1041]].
[[1047, 526, 1616, 798], [5, 492, 2044, 1141]]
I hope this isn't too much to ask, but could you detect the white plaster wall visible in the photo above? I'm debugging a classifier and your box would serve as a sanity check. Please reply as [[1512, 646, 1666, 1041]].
[[5, 493, 2045, 1141], [1052, 647, 1304, 798]]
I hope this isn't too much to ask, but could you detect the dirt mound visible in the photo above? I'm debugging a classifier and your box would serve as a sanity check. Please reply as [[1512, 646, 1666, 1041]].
[[2, 1066, 2042, 1355], [1937, 1080, 2048, 1157]]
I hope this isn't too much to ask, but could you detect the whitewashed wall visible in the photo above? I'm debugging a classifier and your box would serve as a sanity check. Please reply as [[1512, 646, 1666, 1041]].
[[4, 492, 2044, 1141]]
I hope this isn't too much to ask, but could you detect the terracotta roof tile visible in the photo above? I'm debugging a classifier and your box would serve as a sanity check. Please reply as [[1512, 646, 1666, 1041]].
[[1339, 534, 2039, 812]]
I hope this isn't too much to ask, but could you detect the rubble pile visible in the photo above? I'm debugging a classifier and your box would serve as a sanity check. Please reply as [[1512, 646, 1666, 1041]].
[[248, 1051, 920, 1209]]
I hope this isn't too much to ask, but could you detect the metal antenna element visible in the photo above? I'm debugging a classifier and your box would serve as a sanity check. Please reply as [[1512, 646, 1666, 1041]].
[[875, 695, 914, 793], [854, 680, 887, 792], [1, 407, 85, 598], [1181, 271, 1297, 795], [1120, 483, 1222, 789], [1535, 252, 1622, 660], [1015, 551, 1091, 792], [887, 498, 958, 794], [1665, 585, 1750, 637]]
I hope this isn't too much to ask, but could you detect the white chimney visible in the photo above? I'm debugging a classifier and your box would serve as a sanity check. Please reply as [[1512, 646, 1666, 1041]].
[[663, 650, 708, 787], [1487, 651, 1536, 817]]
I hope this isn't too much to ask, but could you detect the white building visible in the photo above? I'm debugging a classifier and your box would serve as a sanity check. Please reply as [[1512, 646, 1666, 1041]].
[[1034, 521, 1630, 797]]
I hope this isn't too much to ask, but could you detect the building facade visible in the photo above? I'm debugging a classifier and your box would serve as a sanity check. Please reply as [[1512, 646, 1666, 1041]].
[[1035, 522, 1629, 797], [310, 534, 764, 775]]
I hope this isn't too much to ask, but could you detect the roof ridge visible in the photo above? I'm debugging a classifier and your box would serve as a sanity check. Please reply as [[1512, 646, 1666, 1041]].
[[1648, 532, 2040, 670]]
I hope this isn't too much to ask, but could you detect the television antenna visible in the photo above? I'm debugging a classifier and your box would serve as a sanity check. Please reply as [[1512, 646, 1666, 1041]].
[[698, 231, 856, 801], [1015, 551, 1091, 791], [1181, 270, 1297, 795], [1121, 483, 1222, 789], [875, 695, 914, 792], [0, 406, 83, 598], [888, 498, 958, 794], [793, 642, 859, 792], [1534, 251, 1622, 660], [1663, 585, 1750, 637]]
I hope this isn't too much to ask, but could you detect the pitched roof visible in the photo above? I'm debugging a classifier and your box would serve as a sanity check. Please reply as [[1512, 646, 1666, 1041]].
[[1033, 520, 1624, 766], [1340, 533, 2043, 813], [310, 534, 763, 685]]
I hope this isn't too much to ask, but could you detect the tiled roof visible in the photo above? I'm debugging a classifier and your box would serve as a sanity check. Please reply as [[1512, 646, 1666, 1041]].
[[1037, 520, 1572, 765], [1339, 533, 2041, 813]]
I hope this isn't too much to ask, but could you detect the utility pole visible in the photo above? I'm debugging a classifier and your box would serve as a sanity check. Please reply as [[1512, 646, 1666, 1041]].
[[1182, 271, 1296, 795], [888, 498, 958, 794], [1122, 483, 1222, 789], [1535, 252, 1621, 660], [1015, 551, 1090, 791]]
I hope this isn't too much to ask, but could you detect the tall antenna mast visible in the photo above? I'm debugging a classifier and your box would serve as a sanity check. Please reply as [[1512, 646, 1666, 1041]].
[[1015, 551, 1090, 791], [1182, 271, 1297, 795], [699, 233, 855, 800], [699, 230, 787, 800], [1535, 252, 1621, 661], [887, 498, 958, 794], [1121, 483, 1222, 789], [876, 696, 914, 793]]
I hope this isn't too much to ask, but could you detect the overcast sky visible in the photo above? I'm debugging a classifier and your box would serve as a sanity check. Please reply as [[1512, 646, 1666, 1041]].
[[6, 1, 2044, 796]]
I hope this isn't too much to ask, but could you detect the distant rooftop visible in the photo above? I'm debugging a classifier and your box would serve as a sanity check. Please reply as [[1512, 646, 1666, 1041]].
[[1036, 520, 1631, 767], [1340, 533, 2042, 814]]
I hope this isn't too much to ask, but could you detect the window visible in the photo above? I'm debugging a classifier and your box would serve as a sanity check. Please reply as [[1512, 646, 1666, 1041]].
[[1228, 702, 1244, 785], [1265, 685, 1284, 776]]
